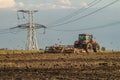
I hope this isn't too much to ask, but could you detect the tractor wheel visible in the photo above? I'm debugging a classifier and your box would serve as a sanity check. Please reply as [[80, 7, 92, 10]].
[[94, 43, 100, 52], [85, 43, 94, 53]]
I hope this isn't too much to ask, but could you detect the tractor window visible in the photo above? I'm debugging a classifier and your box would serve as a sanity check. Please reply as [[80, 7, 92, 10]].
[[86, 36, 90, 40], [86, 35, 92, 40], [79, 35, 86, 40], [89, 35, 93, 40]]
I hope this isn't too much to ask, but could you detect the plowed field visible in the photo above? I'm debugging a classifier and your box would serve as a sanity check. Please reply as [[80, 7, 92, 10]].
[[0, 52, 120, 80]]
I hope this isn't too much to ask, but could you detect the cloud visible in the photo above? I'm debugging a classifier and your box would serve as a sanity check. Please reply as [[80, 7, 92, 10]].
[[58, 0, 71, 6], [23, 3, 73, 10], [18, 2, 24, 7], [25, 3, 58, 10], [29, 0, 73, 10], [0, 0, 16, 8], [14, 0, 74, 10], [20, 0, 73, 10], [0, 0, 80, 10], [80, 2, 89, 8]]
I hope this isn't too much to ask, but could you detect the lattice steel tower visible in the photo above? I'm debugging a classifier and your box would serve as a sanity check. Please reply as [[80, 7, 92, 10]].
[[16, 10, 46, 50]]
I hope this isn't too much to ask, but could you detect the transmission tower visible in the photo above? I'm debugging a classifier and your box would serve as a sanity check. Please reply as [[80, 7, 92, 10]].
[[16, 10, 46, 50]]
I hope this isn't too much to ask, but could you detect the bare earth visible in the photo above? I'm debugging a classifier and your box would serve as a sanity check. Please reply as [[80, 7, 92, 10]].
[[0, 52, 120, 80]]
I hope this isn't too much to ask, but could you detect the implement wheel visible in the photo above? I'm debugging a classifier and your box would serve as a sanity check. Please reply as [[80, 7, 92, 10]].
[[85, 43, 94, 53], [93, 43, 100, 52]]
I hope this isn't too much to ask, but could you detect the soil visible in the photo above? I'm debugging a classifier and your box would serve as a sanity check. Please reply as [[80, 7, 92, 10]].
[[0, 52, 120, 80]]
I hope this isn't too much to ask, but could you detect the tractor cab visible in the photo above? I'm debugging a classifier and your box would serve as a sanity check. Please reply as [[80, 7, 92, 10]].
[[78, 34, 93, 43]]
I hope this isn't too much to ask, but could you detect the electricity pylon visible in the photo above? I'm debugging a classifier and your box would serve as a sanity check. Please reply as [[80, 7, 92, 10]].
[[14, 10, 46, 50]]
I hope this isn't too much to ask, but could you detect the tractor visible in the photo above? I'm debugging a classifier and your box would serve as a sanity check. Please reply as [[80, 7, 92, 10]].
[[74, 34, 100, 53]]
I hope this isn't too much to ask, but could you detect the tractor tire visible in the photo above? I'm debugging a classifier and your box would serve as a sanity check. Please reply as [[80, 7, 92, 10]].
[[93, 43, 100, 52], [85, 43, 94, 53]]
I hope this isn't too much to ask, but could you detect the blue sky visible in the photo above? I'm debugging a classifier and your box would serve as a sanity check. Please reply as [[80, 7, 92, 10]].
[[0, 0, 120, 50]]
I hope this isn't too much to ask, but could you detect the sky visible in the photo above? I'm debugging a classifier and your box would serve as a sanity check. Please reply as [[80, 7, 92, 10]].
[[0, 0, 120, 50], [0, 0, 120, 10]]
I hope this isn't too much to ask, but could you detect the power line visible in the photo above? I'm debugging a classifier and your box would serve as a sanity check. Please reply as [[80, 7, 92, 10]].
[[48, 0, 101, 26], [0, 32, 11, 35], [48, 0, 119, 28], [0, 28, 11, 34], [47, 21, 120, 32], [0, 28, 24, 35]]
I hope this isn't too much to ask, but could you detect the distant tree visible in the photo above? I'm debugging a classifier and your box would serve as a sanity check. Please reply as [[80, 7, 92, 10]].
[[39, 48, 44, 50], [0, 48, 8, 50], [101, 47, 106, 51]]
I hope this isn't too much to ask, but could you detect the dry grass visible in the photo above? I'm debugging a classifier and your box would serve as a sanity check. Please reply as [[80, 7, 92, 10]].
[[0, 50, 44, 54], [0, 51, 120, 80]]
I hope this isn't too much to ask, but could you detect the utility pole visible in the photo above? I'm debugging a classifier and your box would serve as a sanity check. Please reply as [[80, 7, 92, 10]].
[[27, 10, 38, 50], [16, 10, 46, 50]]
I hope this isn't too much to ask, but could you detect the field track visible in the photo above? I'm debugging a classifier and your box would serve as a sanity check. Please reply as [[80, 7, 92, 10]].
[[0, 52, 120, 80]]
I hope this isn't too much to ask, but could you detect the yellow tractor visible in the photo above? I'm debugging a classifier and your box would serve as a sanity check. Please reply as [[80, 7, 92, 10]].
[[74, 34, 100, 53]]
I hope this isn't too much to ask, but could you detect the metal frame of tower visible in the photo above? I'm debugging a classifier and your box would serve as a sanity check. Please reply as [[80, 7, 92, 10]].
[[17, 10, 46, 50], [27, 10, 38, 50]]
